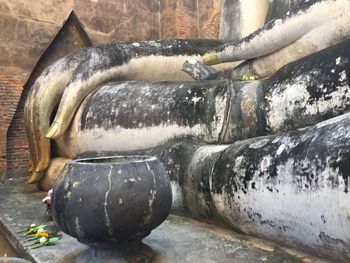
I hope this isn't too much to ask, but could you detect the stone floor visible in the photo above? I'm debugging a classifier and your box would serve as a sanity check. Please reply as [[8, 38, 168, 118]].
[[0, 178, 330, 263]]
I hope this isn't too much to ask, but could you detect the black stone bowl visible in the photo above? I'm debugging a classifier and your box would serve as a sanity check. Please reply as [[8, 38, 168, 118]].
[[52, 155, 172, 247]]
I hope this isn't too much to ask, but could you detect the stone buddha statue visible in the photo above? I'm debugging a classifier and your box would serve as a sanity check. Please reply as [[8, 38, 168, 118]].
[[24, 1, 350, 261]]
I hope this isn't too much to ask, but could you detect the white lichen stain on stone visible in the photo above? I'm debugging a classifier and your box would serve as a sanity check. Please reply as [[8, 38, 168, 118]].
[[272, 137, 280, 144], [103, 165, 113, 235], [144, 162, 157, 225], [278, 136, 296, 149], [338, 70, 347, 82], [276, 144, 285, 155], [267, 75, 310, 131], [249, 138, 270, 149], [259, 155, 272, 173], [63, 123, 202, 157], [75, 217, 83, 237], [212, 94, 228, 139], [336, 56, 341, 65], [306, 84, 350, 116], [211, 149, 350, 252], [191, 96, 202, 104], [234, 156, 245, 170], [171, 181, 184, 211], [267, 72, 350, 131]]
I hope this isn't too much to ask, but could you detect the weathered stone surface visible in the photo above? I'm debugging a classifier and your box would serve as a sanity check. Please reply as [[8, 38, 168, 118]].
[[57, 80, 228, 158], [210, 113, 350, 262], [0, 179, 328, 263], [24, 38, 227, 184], [77, 111, 350, 262], [53, 37, 350, 161], [224, 37, 350, 141]]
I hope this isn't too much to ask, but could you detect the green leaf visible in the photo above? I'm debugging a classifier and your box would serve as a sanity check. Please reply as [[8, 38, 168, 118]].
[[47, 237, 60, 245]]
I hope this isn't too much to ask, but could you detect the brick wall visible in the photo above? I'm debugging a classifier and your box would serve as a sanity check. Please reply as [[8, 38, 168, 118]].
[[160, 0, 221, 39], [198, 0, 221, 39], [6, 79, 30, 179], [0, 76, 25, 179], [175, 0, 199, 39]]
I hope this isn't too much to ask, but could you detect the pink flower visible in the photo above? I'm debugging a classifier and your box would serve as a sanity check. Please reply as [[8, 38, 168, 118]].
[[42, 189, 53, 205]]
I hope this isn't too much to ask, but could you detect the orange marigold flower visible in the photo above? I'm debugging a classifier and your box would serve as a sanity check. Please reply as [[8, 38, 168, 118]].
[[35, 232, 49, 238]]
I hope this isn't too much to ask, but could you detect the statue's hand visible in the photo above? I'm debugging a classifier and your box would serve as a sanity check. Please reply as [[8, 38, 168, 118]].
[[182, 59, 220, 80]]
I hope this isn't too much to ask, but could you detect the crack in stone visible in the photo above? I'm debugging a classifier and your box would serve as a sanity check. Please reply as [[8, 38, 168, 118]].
[[103, 165, 113, 235]]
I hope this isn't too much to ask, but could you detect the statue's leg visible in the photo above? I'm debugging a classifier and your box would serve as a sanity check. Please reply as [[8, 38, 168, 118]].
[[45, 41, 226, 140], [55, 80, 230, 158], [210, 112, 350, 261]]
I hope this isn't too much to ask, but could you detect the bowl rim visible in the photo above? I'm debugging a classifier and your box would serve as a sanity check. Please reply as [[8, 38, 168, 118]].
[[71, 155, 158, 165]]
